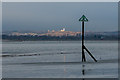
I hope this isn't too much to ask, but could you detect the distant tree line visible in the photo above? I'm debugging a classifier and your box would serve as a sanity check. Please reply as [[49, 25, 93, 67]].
[[2, 34, 118, 41]]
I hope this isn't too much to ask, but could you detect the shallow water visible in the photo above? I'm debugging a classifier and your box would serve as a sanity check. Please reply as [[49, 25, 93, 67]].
[[2, 41, 118, 78]]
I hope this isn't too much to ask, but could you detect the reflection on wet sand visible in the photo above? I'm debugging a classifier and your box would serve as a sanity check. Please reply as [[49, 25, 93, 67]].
[[82, 64, 85, 80], [64, 55, 66, 73]]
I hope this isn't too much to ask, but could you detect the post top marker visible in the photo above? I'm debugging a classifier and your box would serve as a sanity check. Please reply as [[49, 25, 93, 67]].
[[79, 15, 88, 22]]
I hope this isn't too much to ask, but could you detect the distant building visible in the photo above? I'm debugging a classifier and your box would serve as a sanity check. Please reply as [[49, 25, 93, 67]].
[[11, 32, 38, 36], [40, 28, 81, 37], [48, 30, 50, 32], [10, 28, 81, 37], [52, 30, 55, 32], [60, 28, 65, 32]]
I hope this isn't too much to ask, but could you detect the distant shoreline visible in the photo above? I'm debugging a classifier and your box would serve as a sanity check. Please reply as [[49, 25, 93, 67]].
[[2, 39, 118, 42], [2, 34, 118, 41]]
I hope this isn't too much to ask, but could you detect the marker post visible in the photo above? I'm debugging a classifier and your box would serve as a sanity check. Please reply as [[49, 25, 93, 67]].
[[79, 15, 97, 62]]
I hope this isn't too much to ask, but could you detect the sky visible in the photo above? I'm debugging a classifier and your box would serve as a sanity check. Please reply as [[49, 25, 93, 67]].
[[2, 2, 118, 32]]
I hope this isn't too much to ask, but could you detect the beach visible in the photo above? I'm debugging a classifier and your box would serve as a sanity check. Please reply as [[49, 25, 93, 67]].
[[2, 41, 118, 78]]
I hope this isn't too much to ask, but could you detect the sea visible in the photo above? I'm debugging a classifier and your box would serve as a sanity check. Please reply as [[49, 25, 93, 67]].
[[2, 40, 118, 78]]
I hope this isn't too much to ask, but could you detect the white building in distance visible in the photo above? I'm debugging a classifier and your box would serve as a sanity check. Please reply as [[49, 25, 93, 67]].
[[60, 28, 65, 32]]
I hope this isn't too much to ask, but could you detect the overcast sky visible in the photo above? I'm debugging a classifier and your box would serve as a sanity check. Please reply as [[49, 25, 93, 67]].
[[2, 2, 118, 32]]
